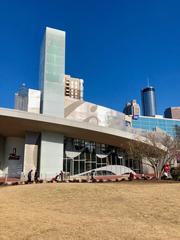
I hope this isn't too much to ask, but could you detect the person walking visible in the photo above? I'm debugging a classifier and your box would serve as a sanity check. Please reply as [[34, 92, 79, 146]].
[[90, 170, 95, 181], [60, 171, 64, 182], [34, 170, 39, 183], [27, 169, 33, 183]]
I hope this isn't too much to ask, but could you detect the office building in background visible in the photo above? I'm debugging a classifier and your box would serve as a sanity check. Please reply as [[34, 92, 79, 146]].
[[15, 84, 41, 114], [141, 86, 157, 117], [164, 107, 180, 120], [64, 75, 84, 100], [123, 100, 140, 119], [15, 74, 84, 115], [14, 83, 28, 111], [123, 102, 131, 115]]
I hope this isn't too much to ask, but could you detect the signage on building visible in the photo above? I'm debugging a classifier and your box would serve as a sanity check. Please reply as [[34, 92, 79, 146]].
[[8, 148, 20, 160], [132, 105, 140, 120], [132, 115, 139, 120]]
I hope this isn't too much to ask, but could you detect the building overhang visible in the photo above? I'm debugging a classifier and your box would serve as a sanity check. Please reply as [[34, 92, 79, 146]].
[[0, 108, 147, 150]]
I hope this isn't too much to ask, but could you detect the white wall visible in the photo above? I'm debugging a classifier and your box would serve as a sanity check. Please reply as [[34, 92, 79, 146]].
[[23, 132, 39, 175], [40, 132, 64, 179], [27, 89, 41, 114]]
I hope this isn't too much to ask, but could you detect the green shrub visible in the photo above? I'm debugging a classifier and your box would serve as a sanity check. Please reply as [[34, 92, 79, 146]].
[[170, 166, 180, 181]]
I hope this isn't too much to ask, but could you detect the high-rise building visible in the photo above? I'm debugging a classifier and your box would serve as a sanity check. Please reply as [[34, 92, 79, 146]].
[[39, 27, 65, 179], [64, 75, 84, 100], [123, 102, 131, 115], [164, 107, 180, 119], [15, 84, 41, 113], [123, 100, 140, 119], [15, 83, 28, 111], [15, 74, 83, 115], [131, 100, 140, 119], [141, 86, 156, 117]]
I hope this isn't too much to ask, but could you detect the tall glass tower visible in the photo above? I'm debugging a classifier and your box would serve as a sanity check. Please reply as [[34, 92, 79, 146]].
[[141, 86, 157, 117], [39, 27, 65, 179], [39, 27, 65, 117]]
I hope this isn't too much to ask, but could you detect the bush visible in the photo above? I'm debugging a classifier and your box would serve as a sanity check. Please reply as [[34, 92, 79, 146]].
[[170, 166, 180, 181]]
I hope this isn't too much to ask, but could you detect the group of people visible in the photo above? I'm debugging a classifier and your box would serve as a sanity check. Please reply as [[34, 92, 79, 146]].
[[52, 171, 64, 182], [27, 169, 64, 183], [27, 169, 39, 183], [27, 163, 172, 183]]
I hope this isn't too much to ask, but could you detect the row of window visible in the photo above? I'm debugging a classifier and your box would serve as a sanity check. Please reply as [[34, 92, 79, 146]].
[[132, 117, 180, 137], [64, 138, 142, 175]]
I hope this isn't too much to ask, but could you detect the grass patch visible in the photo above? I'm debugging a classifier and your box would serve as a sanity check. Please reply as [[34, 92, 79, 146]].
[[0, 182, 180, 240]]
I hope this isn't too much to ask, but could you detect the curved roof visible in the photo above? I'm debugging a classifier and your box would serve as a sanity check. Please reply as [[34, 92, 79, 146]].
[[0, 108, 148, 150]]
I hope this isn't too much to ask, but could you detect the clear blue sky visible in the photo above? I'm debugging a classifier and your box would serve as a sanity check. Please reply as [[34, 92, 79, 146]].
[[0, 0, 180, 114]]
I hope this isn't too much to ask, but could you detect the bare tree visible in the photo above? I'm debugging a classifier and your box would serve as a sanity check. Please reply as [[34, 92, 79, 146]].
[[128, 132, 179, 179]]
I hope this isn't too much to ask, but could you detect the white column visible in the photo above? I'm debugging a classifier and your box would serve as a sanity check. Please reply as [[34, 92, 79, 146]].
[[40, 132, 64, 180], [23, 132, 39, 175], [39, 27, 65, 180]]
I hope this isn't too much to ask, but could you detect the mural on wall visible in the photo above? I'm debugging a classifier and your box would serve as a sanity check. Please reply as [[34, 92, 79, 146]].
[[64, 97, 130, 131]]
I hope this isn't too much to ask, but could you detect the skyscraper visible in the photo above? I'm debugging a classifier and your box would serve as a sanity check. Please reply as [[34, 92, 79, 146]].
[[15, 84, 41, 113], [14, 83, 28, 111], [123, 100, 140, 119], [141, 86, 157, 117], [164, 107, 180, 119], [64, 75, 84, 100]]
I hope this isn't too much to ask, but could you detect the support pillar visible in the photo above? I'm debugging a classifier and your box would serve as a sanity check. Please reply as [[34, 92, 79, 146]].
[[23, 132, 39, 175], [39, 131, 64, 180]]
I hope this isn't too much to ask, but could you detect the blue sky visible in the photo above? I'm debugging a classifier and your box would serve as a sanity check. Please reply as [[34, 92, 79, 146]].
[[0, 0, 179, 114]]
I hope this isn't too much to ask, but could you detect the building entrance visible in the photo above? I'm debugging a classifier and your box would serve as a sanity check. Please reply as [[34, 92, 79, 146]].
[[63, 137, 142, 176]]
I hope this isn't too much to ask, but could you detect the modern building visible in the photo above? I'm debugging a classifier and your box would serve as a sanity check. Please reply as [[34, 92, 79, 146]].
[[15, 74, 83, 115], [123, 100, 140, 119], [14, 83, 28, 112], [141, 86, 157, 117], [0, 104, 146, 178], [123, 102, 131, 115], [0, 27, 179, 179], [64, 75, 84, 100], [15, 84, 41, 114], [164, 107, 180, 120], [132, 115, 180, 138]]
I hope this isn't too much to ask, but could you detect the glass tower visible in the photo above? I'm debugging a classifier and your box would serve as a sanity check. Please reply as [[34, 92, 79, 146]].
[[39, 27, 65, 179], [39, 27, 65, 117], [141, 86, 157, 117]]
